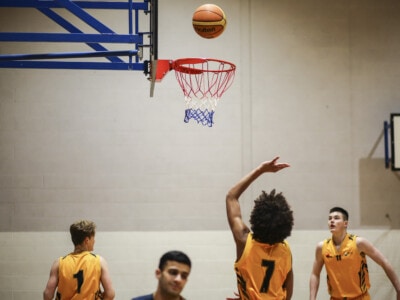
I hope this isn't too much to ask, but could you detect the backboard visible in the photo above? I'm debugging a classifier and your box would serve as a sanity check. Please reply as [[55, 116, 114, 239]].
[[391, 114, 400, 170]]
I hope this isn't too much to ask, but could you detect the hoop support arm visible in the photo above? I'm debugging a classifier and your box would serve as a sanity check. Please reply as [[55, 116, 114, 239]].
[[155, 59, 173, 82]]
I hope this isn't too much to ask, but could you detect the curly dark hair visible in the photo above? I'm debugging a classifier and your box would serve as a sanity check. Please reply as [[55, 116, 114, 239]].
[[250, 189, 293, 244]]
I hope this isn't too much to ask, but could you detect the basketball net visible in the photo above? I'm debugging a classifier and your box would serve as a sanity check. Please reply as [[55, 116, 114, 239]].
[[172, 58, 236, 127]]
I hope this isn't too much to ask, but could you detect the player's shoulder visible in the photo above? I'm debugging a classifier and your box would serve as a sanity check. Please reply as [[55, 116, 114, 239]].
[[279, 240, 293, 255], [282, 240, 291, 249], [347, 233, 357, 240], [314, 240, 325, 251], [131, 294, 153, 300], [355, 235, 372, 248]]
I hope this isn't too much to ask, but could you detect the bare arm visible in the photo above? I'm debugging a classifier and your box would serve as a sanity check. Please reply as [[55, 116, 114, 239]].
[[309, 242, 324, 300], [100, 256, 115, 300], [284, 268, 294, 300], [226, 157, 290, 260], [43, 259, 59, 300], [357, 237, 400, 300]]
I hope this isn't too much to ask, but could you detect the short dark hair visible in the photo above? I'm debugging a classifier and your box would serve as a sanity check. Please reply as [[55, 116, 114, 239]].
[[329, 207, 349, 221], [158, 250, 191, 270], [250, 189, 294, 244], [70, 220, 96, 246]]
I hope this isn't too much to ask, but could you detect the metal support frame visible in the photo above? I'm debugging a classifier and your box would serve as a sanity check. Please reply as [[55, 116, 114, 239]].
[[0, 0, 156, 73], [384, 120, 391, 169]]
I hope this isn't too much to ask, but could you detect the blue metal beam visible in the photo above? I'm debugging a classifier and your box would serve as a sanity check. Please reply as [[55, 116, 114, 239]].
[[0, 33, 143, 44], [55, 0, 116, 34], [0, 1, 149, 10], [0, 0, 154, 72], [0, 50, 138, 61], [0, 61, 144, 70], [37, 7, 123, 63]]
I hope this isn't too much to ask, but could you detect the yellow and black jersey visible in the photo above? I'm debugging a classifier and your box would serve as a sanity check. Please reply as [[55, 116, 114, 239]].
[[322, 233, 370, 299], [56, 251, 102, 300], [234, 233, 292, 300]]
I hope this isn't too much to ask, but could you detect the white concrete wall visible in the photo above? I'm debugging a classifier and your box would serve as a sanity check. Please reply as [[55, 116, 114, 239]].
[[0, 0, 399, 233], [0, 230, 399, 299], [1, 0, 400, 299]]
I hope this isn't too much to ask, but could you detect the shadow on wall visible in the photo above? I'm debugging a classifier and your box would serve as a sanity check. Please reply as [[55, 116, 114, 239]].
[[359, 128, 400, 228], [359, 158, 400, 229]]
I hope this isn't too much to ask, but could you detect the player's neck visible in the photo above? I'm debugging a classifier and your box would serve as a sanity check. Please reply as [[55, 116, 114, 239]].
[[73, 244, 88, 254], [153, 291, 183, 300], [332, 231, 347, 246]]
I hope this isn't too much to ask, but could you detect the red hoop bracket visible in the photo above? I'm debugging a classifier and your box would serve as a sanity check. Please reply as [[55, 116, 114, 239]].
[[154, 59, 173, 82]]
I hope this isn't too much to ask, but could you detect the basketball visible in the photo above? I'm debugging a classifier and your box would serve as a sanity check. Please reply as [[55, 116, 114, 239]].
[[192, 4, 226, 39]]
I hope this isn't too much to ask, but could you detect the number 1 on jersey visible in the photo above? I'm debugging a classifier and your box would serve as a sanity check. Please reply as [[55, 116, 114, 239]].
[[73, 270, 84, 293]]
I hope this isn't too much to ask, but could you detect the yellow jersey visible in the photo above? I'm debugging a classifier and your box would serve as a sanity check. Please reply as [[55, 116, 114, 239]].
[[57, 251, 102, 300], [322, 233, 370, 298], [234, 233, 292, 300]]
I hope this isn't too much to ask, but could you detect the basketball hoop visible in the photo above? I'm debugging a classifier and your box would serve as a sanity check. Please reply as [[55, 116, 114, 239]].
[[173, 58, 236, 127], [151, 57, 236, 126]]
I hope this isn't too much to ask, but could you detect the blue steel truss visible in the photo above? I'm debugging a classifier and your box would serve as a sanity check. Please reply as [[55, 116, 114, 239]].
[[0, 0, 157, 75]]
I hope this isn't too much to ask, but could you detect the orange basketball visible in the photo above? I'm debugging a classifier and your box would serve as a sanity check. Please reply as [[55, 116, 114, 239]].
[[192, 4, 226, 39]]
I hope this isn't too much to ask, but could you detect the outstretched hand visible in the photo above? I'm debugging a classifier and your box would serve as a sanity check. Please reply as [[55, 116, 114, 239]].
[[259, 156, 290, 173]]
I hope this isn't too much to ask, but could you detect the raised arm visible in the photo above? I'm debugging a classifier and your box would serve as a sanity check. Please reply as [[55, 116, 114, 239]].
[[357, 237, 400, 300], [226, 157, 290, 259], [309, 242, 324, 300], [100, 256, 115, 300], [43, 259, 59, 300]]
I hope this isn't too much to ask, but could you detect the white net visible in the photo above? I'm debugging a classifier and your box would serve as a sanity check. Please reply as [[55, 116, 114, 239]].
[[183, 96, 218, 127], [173, 58, 235, 127]]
